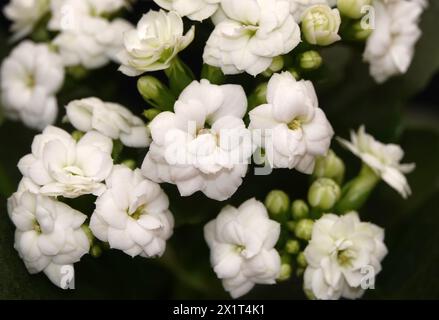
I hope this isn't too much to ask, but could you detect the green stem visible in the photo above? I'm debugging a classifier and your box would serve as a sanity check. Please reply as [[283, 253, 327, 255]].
[[165, 56, 196, 96]]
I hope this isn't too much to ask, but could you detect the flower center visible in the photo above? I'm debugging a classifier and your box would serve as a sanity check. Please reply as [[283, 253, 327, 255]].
[[130, 205, 146, 220], [288, 119, 303, 130], [235, 245, 246, 254], [33, 221, 42, 234], [197, 128, 219, 145], [337, 248, 356, 267], [26, 74, 35, 88]]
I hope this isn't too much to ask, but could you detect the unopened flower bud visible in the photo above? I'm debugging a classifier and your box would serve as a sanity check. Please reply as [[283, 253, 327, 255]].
[[291, 200, 309, 220], [302, 5, 341, 46], [337, 0, 372, 19], [262, 56, 285, 77], [248, 82, 268, 110], [71, 130, 84, 142], [121, 159, 137, 170], [143, 108, 161, 121], [278, 263, 292, 281], [308, 178, 341, 210], [201, 64, 226, 85], [286, 221, 297, 233], [265, 190, 290, 222], [297, 252, 308, 268], [313, 150, 345, 185], [286, 240, 301, 254], [299, 50, 323, 71], [137, 76, 176, 111], [295, 219, 314, 241], [351, 20, 373, 41]]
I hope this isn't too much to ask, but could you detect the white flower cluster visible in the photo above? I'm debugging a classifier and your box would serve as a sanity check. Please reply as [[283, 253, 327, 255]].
[[1, 41, 65, 130], [304, 212, 387, 300], [364, 0, 427, 83], [338, 126, 415, 198], [9, 121, 174, 286], [204, 198, 281, 298]]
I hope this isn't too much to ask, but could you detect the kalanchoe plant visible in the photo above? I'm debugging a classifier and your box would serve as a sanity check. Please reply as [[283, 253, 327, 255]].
[[0, 0, 433, 300]]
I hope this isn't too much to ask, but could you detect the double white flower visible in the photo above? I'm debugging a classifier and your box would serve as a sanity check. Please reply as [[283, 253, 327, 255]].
[[49, 0, 133, 69], [18, 126, 114, 198], [90, 165, 174, 258], [364, 0, 425, 83], [154, 0, 221, 21], [65, 97, 150, 148], [118, 10, 195, 76], [204, 198, 281, 298], [203, 0, 301, 76], [3, 0, 50, 40], [249, 72, 334, 173], [0, 41, 65, 130], [304, 212, 387, 300], [338, 126, 415, 198], [142, 79, 253, 201], [8, 180, 90, 288]]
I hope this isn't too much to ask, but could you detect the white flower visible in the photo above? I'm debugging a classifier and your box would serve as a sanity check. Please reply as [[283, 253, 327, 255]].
[[90, 165, 174, 258], [49, 0, 133, 69], [363, 0, 425, 83], [304, 212, 387, 300], [0, 41, 65, 130], [203, 0, 301, 76], [249, 72, 334, 173], [142, 79, 253, 201], [338, 126, 415, 198], [118, 10, 195, 77], [8, 189, 90, 288], [288, 0, 332, 21], [204, 198, 281, 298], [65, 97, 150, 148], [3, 0, 50, 40], [301, 4, 341, 46], [154, 0, 221, 21], [18, 126, 114, 198]]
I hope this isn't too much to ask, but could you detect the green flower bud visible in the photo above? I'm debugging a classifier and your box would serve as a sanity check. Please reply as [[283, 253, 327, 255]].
[[265, 190, 290, 222], [143, 108, 161, 121], [297, 252, 308, 268], [302, 5, 341, 46], [291, 200, 309, 220], [91, 244, 102, 258], [71, 130, 84, 142], [248, 82, 268, 110], [299, 50, 323, 71], [137, 76, 176, 111], [286, 240, 301, 255], [121, 159, 137, 170], [308, 178, 341, 210], [335, 164, 380, 213], [66, 65, 89, 80], [295, 219, 314, 241], [201, 64, 226, 85], [262, 56, 285, 77], [337, 0, 372, 19], [313, 150, 345, 185], [165, 56, 196, 96], [278, 264, 292, 281], [351, 20, 373, 41], [286, 221, 297, 233]]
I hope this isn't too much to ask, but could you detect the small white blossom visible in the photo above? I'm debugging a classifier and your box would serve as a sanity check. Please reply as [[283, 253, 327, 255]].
[[203, 0, 301, 76], [338, 126, 415, 198], [90, 165, 174, 258], [0, 41, 65, 130], [363, 0, 425, 83], [204, 198, 281, 298], [65, 97, 150, 148], [18, 126, 114, 198], [8, 188, 90, 288], [49, 0, 133, 69], [288, 0, 333, 21], [304, 212, 388, 300], [3, 0, 50, 40], [301, 4, 341, 46], [154, 0, 221, 21], [142, 79, 253, 201], [249, 72, 334, 173], [118, 10, 195, 76]]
